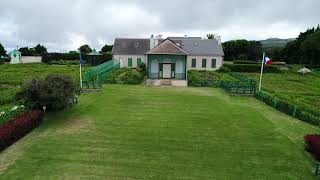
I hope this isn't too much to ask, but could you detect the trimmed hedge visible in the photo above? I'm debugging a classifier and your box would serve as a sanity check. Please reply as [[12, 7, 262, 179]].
[[224, 64, 282, 73], [255, 91, 320, 127], [42, 53, 113, 65], [0, 110, 44, 151], [304, 134, 320, 161], [233, 60, 259, 65]]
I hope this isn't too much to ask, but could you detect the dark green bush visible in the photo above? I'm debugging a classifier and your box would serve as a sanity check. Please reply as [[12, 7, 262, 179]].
[[224, 64, 282, 73], [137, 63, 146, 72], [233, 60, 259, 65], [216, 66, 231, 73], [17, 74, 77, 111], [49, 60, 79, 65]]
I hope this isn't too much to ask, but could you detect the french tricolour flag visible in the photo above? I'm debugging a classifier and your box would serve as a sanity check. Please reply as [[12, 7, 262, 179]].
[[264, 56, 273, 65]]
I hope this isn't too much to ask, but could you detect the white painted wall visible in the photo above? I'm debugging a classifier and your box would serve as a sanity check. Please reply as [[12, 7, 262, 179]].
[[21, 56, 42, 63], [186, 55, 223, 71], [114, 55, 147, 68]]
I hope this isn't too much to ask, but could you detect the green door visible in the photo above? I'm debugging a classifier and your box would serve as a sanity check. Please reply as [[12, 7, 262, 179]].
[[128, 58, 132, 67]]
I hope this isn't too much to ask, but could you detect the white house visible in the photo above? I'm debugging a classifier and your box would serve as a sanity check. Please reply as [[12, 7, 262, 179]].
[[112, 35, 224, 86]]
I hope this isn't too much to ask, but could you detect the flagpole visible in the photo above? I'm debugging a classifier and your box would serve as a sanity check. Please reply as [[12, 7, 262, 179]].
[[79, 53, 83, 89], [258, 52, 265, 91]]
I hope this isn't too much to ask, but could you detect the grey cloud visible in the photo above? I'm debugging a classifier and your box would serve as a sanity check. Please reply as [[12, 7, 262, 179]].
[[0, 0, 319, 52]]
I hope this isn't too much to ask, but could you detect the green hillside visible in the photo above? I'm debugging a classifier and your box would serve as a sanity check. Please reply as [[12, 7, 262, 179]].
[[261, 38, 295, 49]]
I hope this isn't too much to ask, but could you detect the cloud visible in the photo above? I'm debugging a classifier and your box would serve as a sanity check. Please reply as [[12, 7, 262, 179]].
[[0, 0, 319, 52]]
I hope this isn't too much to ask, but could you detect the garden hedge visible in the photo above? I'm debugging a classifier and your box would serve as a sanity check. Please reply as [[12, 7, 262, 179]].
[[0, 110, 44, 151], [233, 60, 259, 65], [224, 64, 282, 73]]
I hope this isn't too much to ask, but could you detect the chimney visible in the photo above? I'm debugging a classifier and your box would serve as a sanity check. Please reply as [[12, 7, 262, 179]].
[[216, 35, 222, 45], [150, 35, 155, 50]]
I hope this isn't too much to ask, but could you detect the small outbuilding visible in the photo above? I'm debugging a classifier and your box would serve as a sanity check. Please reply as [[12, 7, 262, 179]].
[[87, 49, 102, 66], [9, 50, 22, 64]]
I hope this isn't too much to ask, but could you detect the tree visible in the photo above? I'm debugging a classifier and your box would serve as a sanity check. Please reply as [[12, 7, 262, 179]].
[[101, 44, 113, 54], [18, 47, 35, 56], [282, 25, 320, 64], [78, 44, 92, 54], [34, 44, 47, 55], [222, 40, 262, 61], [300, 31, 320, 65], [206, 34, 215, 39], [0, 43, 6, 56], [17, 74, 77, 111]]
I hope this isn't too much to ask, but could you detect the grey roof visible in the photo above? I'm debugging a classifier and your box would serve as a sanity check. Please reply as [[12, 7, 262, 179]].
[[168, 37, 202, 40], [177, 39, 224, 56], [112, 38, 150, 55], [112, 37, 224, 56], [147, 39, 187, 55]]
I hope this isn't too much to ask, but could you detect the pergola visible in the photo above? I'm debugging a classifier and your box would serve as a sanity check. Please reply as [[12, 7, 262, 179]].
[[87, 49, 102, 66]]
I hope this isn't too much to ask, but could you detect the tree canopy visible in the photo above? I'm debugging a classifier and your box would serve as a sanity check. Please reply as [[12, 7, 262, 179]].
[[282, 25, 320, 65], [0, 43, 6, 56], [101, 44, 113, 54], [78, 44, 92, 54], [222, 40, 262, 61], [19, 47, 36, 56], [34, 44, 47, 55], [206, 34, 215, 39]]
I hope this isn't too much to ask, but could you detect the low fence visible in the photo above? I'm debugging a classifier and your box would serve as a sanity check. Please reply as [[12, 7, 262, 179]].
[[255, 91, 320, 126], [82, 59, 120, 89], [219, 73, 256, 95]]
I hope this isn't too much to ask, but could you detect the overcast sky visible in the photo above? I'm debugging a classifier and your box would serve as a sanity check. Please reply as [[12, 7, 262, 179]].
[[0, 0, 319, 52]]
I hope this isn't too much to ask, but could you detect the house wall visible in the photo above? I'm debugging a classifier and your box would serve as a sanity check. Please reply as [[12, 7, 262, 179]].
[[113, 55, 147, 68], [186, 55, 223, 71], [21, 56, 42, 63]]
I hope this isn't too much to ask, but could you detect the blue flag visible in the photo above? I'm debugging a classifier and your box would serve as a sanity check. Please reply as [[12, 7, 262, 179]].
[[79, 53, 83, 65]]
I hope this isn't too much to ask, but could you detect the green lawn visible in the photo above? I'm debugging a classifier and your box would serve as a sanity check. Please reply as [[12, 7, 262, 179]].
[[0, 63, 82, 110], [0, 64, 81, 85], [0, 85, 319, 179], [243, 73, 320, 112]]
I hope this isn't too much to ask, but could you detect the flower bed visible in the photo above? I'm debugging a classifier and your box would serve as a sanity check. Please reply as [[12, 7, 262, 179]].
[[0, 105, 25, 125], [305, 134, 320, 161], [0, 110, 44, 151]]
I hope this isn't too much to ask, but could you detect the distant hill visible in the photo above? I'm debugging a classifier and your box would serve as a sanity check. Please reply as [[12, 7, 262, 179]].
[[261, 38, 295, 49]]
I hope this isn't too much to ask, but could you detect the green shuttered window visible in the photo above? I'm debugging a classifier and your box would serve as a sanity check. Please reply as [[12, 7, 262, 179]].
[[192, 59, 196, 67], [211, 59, 216, 68], [202, 59, 207, 68], [128, 58, 132, 67], [137, 58, 142, 66]]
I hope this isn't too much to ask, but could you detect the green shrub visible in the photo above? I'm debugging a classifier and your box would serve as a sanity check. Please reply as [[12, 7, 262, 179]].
[[224, 64, 282, 73], [216, 66, 231, 73], [137, 63, 146, 72], [119, 70, 144, 85], [17, 74, 77, 111], [188, 70, 220, 87]]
